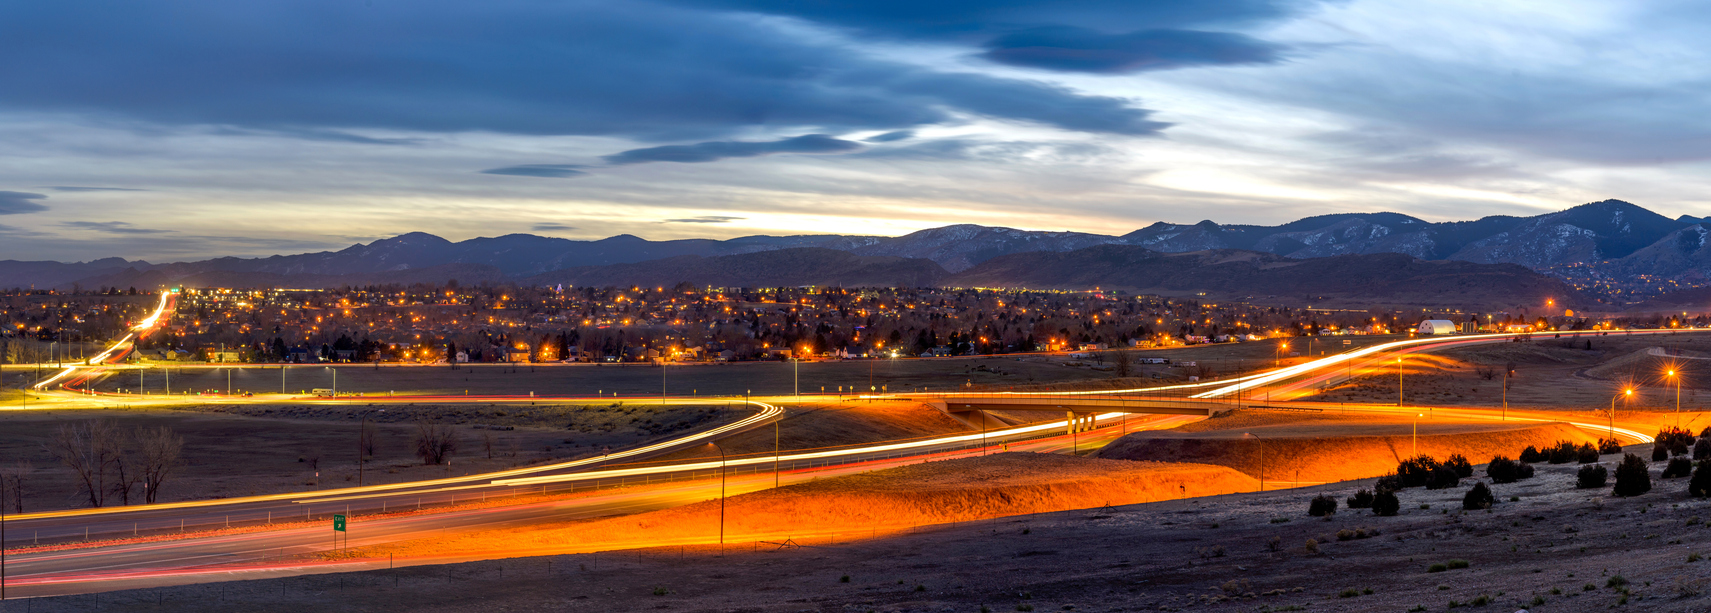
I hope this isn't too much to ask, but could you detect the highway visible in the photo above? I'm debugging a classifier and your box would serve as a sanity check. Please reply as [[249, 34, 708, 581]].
[[1, 298, 1699, 598]]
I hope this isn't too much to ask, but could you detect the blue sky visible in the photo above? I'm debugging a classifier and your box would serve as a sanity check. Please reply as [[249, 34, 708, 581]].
[[3, 0, 1710, 261]]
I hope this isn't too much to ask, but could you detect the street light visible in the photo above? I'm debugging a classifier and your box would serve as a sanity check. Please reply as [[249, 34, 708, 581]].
[[1413, 413, 1423, 456], [1610, 388, 1633, 439], [1397, 356, 1405, 407], [1667, 368, 1682, 428], [1243, 432, 1265, 491], [709, 441, 728, 556]]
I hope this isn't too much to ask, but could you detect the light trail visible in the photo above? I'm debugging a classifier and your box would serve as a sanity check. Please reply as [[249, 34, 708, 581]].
[[31, 290, 174, 390]]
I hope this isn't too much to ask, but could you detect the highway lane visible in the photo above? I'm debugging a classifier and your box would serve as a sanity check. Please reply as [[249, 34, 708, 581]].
[[0, 413, 1196, 597]]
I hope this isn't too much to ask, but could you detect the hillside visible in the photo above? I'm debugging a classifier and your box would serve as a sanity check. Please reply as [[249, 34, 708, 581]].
[[525, 248, 949, 288], [5, 198, 1710, 300], [948, 246, 1589, 308]]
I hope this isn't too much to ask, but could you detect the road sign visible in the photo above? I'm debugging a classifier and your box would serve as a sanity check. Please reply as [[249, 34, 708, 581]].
[[333, 514, 346, 532]]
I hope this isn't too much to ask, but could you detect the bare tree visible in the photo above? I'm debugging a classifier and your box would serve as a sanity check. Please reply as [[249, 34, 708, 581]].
[[359, 421, 379, 459], [0, 462, 30, 513], [481, 430, 496, 460], [48, 420, 122, 508], [1111, 350, 1133, 377], [111, 446, 138, 506], [135, 426, 182, 504], [414, 421, 459, 465]]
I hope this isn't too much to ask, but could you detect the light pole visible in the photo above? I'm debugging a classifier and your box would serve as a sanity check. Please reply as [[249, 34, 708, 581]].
[[1397, 356, 1404, 407], [1501, 365, 1509, 421], [1610, 388, 1632, 439], [1668, 368, 1682, 428], [327, 366, 337, 395], [1243, 432, 1264, 491], [1413, 413, 1422, 456], [710, 441, 727, 555]]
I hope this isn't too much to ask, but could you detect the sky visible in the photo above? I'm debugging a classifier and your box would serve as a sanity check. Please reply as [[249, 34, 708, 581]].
[[4, 0, 1711, 262]]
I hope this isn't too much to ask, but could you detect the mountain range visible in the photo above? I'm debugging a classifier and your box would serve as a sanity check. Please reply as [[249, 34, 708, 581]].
[[5, 199, 1707, 308]]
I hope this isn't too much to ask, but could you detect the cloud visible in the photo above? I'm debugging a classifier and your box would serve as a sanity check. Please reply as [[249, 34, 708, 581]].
[[0, 0, 1170, 140], [668, 0, 1303, 40], [60, 221, 173, 234], [604, 134, 863, 165], [864, 130, 914, 143], [481, 164, 590, 178], [0, 191, 47, 215], [664, 216, 745, 223], [531, 222, 579, 232], [980, 27, 1281, 74], [44, 186, 147, 192]]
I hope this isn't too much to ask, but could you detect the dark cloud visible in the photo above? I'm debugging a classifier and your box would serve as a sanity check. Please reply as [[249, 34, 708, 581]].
[[668, 0, 1301, 40], [531, 223, 579, 232], [665, 216, 745, 223], [481, 165, 590, 178], [44, 186, 147, 192], [60, 221, 173, 235], [980, 27, 1280, 74], [0, 0, 1170, 140], [865, 130, 915, 143], [0, 191, 48, 215], [604, 134, 863, 165]]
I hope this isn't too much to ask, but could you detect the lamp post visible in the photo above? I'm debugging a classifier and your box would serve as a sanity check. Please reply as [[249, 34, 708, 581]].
[[1668, 368, 1682, 428], [327, 366, 337, 396], [1413, 413, 1422, 456], [1610, 388, 1632, 439], [1244, 432, 1264, 492], [1397, 356, 1405, 407], [710, 441, 727, 555]]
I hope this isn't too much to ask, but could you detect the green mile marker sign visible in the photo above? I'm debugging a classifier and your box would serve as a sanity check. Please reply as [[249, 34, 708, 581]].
[[333, 514, 347, 532]]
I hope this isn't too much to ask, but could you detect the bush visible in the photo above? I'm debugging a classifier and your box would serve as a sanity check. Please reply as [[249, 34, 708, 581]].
[[1577, 464, 1608, 489], [1397, 456, 1441, 488], [1692, 461, 1711, 497], [1462, 482, 1496, 510], [1427, 563, 1447, 573], [1655, 444, 1671, 462], [1664, 457, 1694, 479], [1577, 443, 1600, 464], [1598, 438, 1622, 455], [1701, 426, 1711, 439], [1696, 439, 1711, 461], [1613, 453, 1651, 497], [1519, 445, 1545, 463], [1446, 559, 1469, 569], [1445, 454, 1473, 478], [1658, 427, 1696, 451], [1487, 456, 1519, 484], [1372, 491, 1401, 516], [1347, 489, 1375, 509], [1375, 473, 1404, 494], [1308, 494, 1338, 517], [1425, 465, 1461, 490], [1547, 441, 1578, 464], [1517, 461, 1535, 479]]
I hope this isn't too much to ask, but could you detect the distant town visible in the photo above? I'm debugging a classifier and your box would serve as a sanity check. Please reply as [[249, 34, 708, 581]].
[[2, 284, 1698, 365]]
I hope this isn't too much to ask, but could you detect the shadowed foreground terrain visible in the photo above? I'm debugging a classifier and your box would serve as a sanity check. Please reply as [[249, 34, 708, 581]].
[[31, 448, 1711, 612]]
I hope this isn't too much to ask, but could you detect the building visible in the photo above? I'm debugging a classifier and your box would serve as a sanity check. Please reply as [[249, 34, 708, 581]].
[[1417, 320, 1457, 335]]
